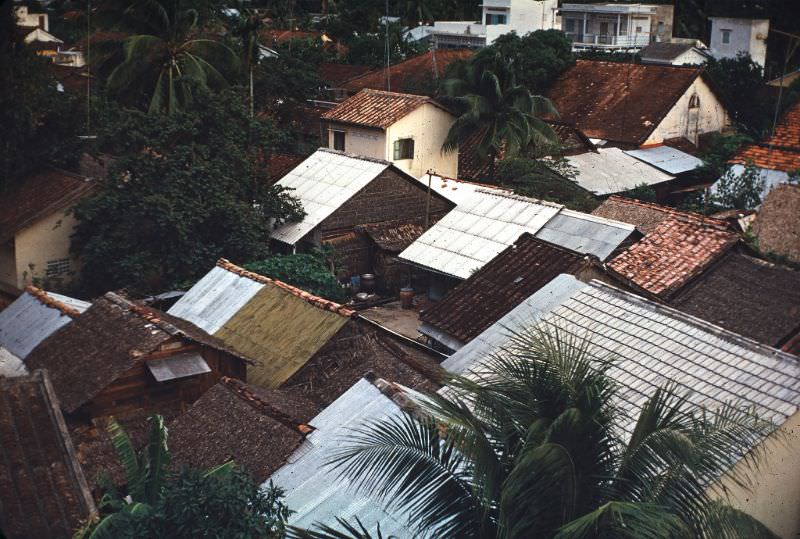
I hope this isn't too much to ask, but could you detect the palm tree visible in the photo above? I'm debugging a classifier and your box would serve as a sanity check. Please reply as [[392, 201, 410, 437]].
[[306, 327, 777, 538], [441, 52, 558, 182], [229, 9, 265, 119], [100, 0, 240, 114]]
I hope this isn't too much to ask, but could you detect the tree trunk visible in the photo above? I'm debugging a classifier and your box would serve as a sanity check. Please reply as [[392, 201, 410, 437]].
[[249, 65, 254, 119]]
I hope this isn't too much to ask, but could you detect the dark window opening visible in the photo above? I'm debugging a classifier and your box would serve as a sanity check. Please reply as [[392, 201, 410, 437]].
[[393, 138, 414, 160], [332, 130, 345, 152]]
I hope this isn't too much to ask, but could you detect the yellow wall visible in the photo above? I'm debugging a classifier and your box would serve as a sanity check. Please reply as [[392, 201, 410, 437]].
[[326, 103, 458, 178], [709, 411, 800, 538], [12, 211, 79, 290], [645, 77, 730, 145], [386, 102, 458, 178]]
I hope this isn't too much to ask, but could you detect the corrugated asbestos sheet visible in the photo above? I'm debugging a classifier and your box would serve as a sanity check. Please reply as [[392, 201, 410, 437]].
[[444, 274, 800, 435], [215, 285, 349, 388], [534, 209, 634, 261], [146, 352, 210, 382], [268, 378, 417, 536], [413, 173, 513, 205], [45, 292, 90, 313], [399, 190, 562, 279], [0, 292, 74, 359], [271, 149, 389, 245], [624, 145, 704, 175], [566, 147, 675, 195], [168, 266, 264, 334]]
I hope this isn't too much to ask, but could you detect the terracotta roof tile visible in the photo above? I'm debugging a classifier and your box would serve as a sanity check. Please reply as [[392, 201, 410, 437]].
[[24, 285, 82, 318], [546, 60, 704, 146], [322, 89, 438, 129], [421, 234, 591, 344], [216, 259, 356, 317], [0, 167, 94, 242], [608, 217, 739, 298], [592, 195, 726, 234], [342, 49, 473, 95], [731, 99, 800, 171], [751, 184, 800, 264], [319, 62, 372, 87]]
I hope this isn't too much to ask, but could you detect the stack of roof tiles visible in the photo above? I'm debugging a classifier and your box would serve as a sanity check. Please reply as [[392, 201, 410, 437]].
[[608, 217, 738, 298], [546, 60, 707, 146], [322, 89, 437, 129], [420, 234, 592, 346], [731, 99, 800, 171]]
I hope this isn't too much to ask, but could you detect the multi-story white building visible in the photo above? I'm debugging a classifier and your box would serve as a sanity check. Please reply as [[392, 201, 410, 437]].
[[560, 3, 673, 51], [420, 0, 559, 49], [709, 17, 769, 67]]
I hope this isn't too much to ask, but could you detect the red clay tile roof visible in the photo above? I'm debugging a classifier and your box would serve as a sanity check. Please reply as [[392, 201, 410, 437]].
[[751, 184, 800, 264], [608, 217, 739, 298], [319, 62, 372, 87], [322, 89, 442, 129], [217, 259, 356, 317], [342, 49, 473, 95], [731, 99, 800, 171], [0, 167, 94, 243], [546, 60, 704, 146], [592, 195, 727, 235], [671, 252, 800, 346], [0, 371, 95, 539], [421, 234, 591, 343]]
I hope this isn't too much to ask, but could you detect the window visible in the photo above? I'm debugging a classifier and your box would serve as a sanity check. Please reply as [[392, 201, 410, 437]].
[[486, 13, 507, 25], [332, 130, 345, 152], [721, 29, 731, 44], [657, 21, 665, 34], [46, 258, 71, 277], [688, 94, 700, 109], [565, 18, 575, 33], [393, 138, 414, 160], [636, 26, 642, 33]]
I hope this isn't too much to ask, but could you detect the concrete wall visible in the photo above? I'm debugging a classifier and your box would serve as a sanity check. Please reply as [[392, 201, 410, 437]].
[[710, 411, 800, 538], [326, 124, 386, 158], [14, 6, 48, 31], [484, 0, 558, 44], [710, 17, 769, 67], [645, 76, 730, 145], [385, 103, 458, 178], [13, 211, 80, 290]]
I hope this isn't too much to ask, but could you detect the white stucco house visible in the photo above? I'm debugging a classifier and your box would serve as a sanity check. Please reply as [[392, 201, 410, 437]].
[[709, 17, 769, 67]]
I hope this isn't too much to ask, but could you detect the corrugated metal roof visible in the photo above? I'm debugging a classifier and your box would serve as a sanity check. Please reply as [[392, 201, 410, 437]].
[[0, 292, 75, 359], [271, 149, 390, 245], [45, 291, 91, 313], [624, 145, 704, 175], [268, 378, 417, 536], [167, 266, 265, 334], [146, 352, 210, 382], [0, 347, 26, 377], [566, 147, 675, 195], [534, 209, 634, 261], [398, 190, 562, 279], [444, 274, 800, 435]]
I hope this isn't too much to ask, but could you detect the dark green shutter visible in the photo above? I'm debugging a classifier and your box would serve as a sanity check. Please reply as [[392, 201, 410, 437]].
[[393, 140, 401, 160]]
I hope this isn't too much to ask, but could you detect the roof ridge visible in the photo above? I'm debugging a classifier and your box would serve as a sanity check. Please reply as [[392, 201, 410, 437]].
[[359, 88, 432, 100], [25, 286, 81, 318], [474, 188, 564, 209], [605, 195, 727, 227], [516, 233, 591, 260], [103, 291, 182, 336], [316, 147, 393, 167], [219, 377, 313, 434], [216, 258, 357, 317]]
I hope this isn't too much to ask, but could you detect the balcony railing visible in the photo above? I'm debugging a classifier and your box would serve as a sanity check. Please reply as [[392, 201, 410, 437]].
[[565, 32, 651, 48]]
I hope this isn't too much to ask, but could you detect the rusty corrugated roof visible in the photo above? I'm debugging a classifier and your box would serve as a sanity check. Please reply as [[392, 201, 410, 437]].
[[608, 217, 739, 298], [322, 89, 437, 129]]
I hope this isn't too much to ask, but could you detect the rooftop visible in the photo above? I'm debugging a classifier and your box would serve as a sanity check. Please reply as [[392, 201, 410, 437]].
[[565, 147, 676, 195], [732, 99, 800, 172], [591, 195, 726, 234], [443, 274, 800, 437], [319, 62, 372, 87], [624, 144, 705, 175], [168, 378, 314, 483], [607, 217, 739, 298], [546, 60, 706, 146], [751, 183, 800, 265], [0, 167, 94, 243], [420, 234, 592, 347], [671, 252, 800, 347], [342, 49, 473, 95], [321, 89, 442, 130], [0, 371, 96, 539], [640, 42, 705, 62]]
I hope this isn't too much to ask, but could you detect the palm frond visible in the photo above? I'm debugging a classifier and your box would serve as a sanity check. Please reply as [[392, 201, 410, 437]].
[[141, 414, 170, 503], [288, 517, 394, 539], [553, 501, 689, 539], [106, 417, 144, 501]]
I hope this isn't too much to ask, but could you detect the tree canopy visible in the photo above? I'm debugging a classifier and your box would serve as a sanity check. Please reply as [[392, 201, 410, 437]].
[[71, 90, 304, 295]]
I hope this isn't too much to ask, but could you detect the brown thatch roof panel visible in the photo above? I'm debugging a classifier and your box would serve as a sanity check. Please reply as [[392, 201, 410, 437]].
[[751, 184, 800, 264], [215, 285, 349, 389], [167, 380, 308, 483], [0, 371, 95, 539]]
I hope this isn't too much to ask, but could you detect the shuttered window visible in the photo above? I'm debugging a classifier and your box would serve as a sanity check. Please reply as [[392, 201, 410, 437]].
[[393, 138, 414, 160]]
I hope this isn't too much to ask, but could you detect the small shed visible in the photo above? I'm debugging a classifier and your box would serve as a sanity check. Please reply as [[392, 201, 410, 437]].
[[25, 292, 249, 421]]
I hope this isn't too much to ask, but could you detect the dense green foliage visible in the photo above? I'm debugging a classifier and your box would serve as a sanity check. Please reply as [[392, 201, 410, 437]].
[[344, 24, 427, 68], [71, 90, 304, 295], [77, 415, 290, 539], [697, 132, 755, 179], [619, 183, 658, 204], [0, 2, 83, 189], [708, 163, 765, 211], [704, 55, 773, 137], [245, 251, 346, 302], [253, 38, 328, 113], [315, 327, 776, 538], [496, 158, 598, 212]]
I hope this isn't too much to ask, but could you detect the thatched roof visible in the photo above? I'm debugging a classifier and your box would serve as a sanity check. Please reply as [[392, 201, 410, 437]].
[[752, 184, 800, 264]]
